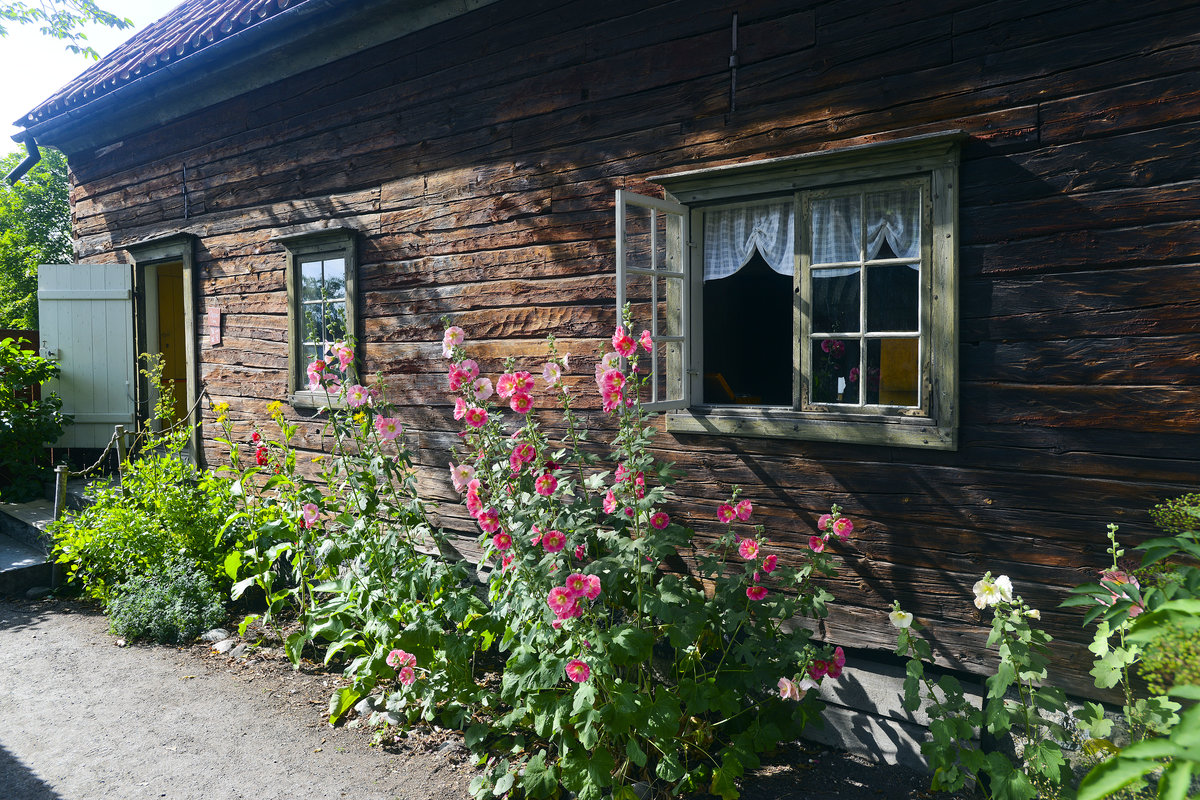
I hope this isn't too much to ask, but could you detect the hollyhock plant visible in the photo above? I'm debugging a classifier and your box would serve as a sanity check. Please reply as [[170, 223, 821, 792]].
[[542, 361, 561, 386], [718, 503, 736, 523], [534, 473, 558, 496], [565, 659, 591, 683], [735, 499, 753, 521], [747, 585, 769, 601], [832, 517, 854, 539], [509, 393, 533, 414], [738, 538, 760, 560], [541, 529, 566, 553], [778, 676, 801, 701], [375, 416, 402, 440], [650, 511, 670, 529]]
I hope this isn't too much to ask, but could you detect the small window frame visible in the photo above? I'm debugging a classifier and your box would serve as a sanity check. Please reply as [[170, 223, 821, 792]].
[[630, 131, 963, 450], [274, 227, 358, 408]]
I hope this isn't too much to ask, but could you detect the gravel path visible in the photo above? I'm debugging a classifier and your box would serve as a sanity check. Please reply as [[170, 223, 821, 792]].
[[0, 598, 474, 800]]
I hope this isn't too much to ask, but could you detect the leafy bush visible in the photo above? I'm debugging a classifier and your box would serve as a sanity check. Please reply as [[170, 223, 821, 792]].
[[0, 336, 71, 500], [50, 439, 237, 602], [107, 560, 227, 644]]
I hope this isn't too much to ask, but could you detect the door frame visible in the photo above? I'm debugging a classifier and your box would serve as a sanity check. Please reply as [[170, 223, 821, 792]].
[[126, 233, 202, 464]]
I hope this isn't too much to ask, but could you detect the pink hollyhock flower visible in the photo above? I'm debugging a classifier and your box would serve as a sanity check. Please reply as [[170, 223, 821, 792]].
[[762, 554, 778, 573], [809, 536, 825, 553], [449, 463, 475, 493], [472, 377, 494, 401], [398, 665, 416, 686], [624, 507, 634, 518], [509, 393, 533, 414], [735, 499, 753, 521], [833, 646, 846, 668], [778, 677, 801, 701], [564, 573, 589, 597], [615, 463, 629, 484], [547, 586, 576, 616], [332, 341, 354, 370], [465, 492, 482, 516], [832, 517, 854, 539], [512, 371, 535, 394], [1098, 569, 1144, 617], [542, 362, 562, 386], [255, 446, 268, 466], [492, 532, 512, 551], [512, 442, 535, 464], [599, 368, 626, 395], [453, 397, 468, 421], [603, 490, 617, 515], [746, 585, 768, 601], [574, 544, 586, 560], [611, 326, 636, 358], [542, 529, 566, 553], [738, 538, 760, 560], [460, 359, 480, 381], [477, 508, 500, 534], [718, 504, 736, 523], [565, 659, 591, 683], [496, 373, 517, 398], [808, 661, 828, 681], [634, 472, 646, 499], [447, 365, 470, 392], [650, 511, 670, 530], [376, 417, 402, 440], [443, 326, 465, 350], [306, 359, 326, 389], [386, 649, 415, 669], [535, 473, 558, 496], [464, 407, 488, 428], [251, 431, 261, 443], [848, 367, 860, 383], [817, 513, 833, 531], [501, 554, 514, 571], [638, 330, 653, 353], [582, 574, 601, 600], [301, 503, 320, 528]]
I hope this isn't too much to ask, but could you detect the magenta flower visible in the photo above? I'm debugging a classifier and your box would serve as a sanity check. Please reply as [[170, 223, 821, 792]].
[[535, 473, 558, 496], [649, 511, 670, 530], [447, 365, 470, 392], [492, 532, 512, 551], [611, 326, 636, 358], [542, 529, 566, 553], [746, 585, 768, 601], [583, 574, 601, 600], [464, 406, 488, 428], [564, 573, 589, 597], [809, 535, 825, 553], [460, 359, 480, 381], [603, 490, 617, 515], [512, 442, 535, 464], [332, 341, 354, 370], [638, 330, 653, 353], [832, 517, 854, 539], [738, 538, 760, 560], [848, 367, 859, 383], [718, 503, 736, 523], [817, 513, 832, 531], [762, 554, 778, 573], [547, 586, 576, 616], [496, 373, 517, 398], [375, 416, 402, 440], [511, 371, 535, 394], [574, 544, 586, 560], [565, 659, 591, 683], [735, 499, 753, 521], [808, 661, 828, 681], [477, 508, 500, 534], [509, 393, 533, 414]]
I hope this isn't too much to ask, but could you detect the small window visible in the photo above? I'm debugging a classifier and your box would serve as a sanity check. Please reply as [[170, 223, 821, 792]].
[[275, 227, 358, 406], [616, 131, 962, 449]]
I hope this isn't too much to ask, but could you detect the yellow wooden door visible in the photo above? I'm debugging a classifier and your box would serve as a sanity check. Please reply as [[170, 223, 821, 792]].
[[156, 263, 187, 422]]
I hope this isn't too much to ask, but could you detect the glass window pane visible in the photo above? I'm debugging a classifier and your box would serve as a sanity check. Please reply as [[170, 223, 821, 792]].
[[866, 264, 919, 332], [811, 195, 861, 265], [301, 260, 324, 303], [302, 302, 323, 345], [810, 338, 860, 405], [866, 338, 920, 407], [812, 267, 860, 333], [326, 302, 347, 342], [323, 258, 347, 299]]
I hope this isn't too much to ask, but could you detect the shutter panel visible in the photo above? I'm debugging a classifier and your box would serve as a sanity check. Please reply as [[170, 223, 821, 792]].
[[37, 264, 136, 448], [615, 190, 690, 411]]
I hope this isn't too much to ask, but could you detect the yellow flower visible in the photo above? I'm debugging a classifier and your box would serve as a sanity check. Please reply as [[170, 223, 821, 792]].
[[267, 400, 284, 416], [353, 412, 366, 425]]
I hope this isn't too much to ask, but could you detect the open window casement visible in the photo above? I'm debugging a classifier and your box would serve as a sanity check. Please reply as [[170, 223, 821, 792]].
[[614, 189, 690, 411]]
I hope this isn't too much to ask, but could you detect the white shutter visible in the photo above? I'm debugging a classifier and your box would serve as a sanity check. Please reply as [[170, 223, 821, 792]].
[[37, 264, 136, 448], [615, 190, 690, 411]]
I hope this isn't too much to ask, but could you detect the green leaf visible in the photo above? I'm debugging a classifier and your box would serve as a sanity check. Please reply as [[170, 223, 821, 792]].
[[608, 624, 653, 666], [521, 751, 557, 799], [625, 736, 647, 768], [464, 723, 489, 750], [492, 770, 515, 797], [1077, 753, 1159, 800], [285, 630, 306, 665], [587, 748, 615, 790], [327, 687, 361, 725], [655, 751, 685, 782], [1158, 761, 1195, 800]]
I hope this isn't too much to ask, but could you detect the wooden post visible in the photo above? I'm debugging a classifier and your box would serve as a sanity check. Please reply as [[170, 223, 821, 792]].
[[52, 465, 69, 521], [114, 424, 127, 484]]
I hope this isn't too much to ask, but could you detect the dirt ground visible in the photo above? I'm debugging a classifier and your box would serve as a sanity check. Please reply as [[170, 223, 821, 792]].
[[0, 597, 967, 799]]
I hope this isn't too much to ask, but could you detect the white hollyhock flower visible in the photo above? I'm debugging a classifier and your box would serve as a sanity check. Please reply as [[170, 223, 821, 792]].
[[889, 608, 914, 629]]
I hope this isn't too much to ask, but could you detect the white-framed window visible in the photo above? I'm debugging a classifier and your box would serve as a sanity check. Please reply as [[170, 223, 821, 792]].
[[616, 131, 963, 449], [274, 227, 358, 407]]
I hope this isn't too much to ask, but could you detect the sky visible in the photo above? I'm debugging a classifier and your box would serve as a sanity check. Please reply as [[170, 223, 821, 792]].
[[2, 0, 182, 146]]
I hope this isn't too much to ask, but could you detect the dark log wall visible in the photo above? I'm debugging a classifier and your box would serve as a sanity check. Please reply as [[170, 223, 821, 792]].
[[66, 0, 1200, 698]]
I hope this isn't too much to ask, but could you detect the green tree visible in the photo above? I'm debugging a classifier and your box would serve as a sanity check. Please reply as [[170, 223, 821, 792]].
[[0, 146, 71, 329], [0, 1, 130, 58]]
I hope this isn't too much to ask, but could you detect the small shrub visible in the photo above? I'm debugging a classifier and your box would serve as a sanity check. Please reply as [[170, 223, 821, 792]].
[[107, 561, 226, 644], [0, 336, 71, 500]]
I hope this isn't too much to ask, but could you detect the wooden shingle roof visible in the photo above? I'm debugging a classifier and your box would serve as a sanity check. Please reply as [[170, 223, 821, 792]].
[[16, 0, 304, 128]]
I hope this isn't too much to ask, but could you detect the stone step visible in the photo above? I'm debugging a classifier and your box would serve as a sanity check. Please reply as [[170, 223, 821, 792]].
[[1, 498, 55, 553], [0, 499, 57, 597]]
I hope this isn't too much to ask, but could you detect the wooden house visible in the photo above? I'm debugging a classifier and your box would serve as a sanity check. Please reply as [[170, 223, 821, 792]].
[[15, 0, 1200, 764]]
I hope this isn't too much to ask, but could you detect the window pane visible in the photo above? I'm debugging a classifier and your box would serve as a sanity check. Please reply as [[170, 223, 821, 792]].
[[810, 338, 861, 404], [301, 260, 324, 303], [703, 252, 791, 405], [811, 195, 860, 265], [326, 302, 347, 343], [302, 302, 323, 345], [866, 264, 919, 332], [866, 338, 920, 407], [323, 258, 347, 299], [812, 267, 860, 333]]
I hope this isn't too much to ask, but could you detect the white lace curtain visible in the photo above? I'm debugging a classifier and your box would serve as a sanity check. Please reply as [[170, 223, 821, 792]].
[[703, 202, 794, 281], [812, 189, 921, 275]]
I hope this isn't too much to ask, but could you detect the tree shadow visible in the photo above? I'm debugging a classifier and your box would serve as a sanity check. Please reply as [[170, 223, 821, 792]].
[[0, 743, 64, 800]]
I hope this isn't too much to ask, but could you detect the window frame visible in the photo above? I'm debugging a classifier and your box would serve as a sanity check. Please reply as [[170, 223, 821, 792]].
[[634, 131, 964, 450], [274, 227, 358, 408]]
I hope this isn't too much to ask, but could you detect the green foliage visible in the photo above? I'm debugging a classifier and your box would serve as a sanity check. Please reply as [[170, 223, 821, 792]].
[[0, 1, 131, 58], [0, 147, 70, 328], [0, 335, 70, 500], [49, 447, 237, 603], [107, 560, 227, 644]]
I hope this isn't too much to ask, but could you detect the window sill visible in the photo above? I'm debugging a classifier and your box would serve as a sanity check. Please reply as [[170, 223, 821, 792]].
[[289, 389, 346, 410], [665, 407, 956, 450]]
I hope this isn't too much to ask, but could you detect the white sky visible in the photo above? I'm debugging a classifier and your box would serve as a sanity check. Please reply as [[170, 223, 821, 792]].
[[2, 0, 182, 146]]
